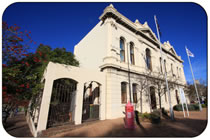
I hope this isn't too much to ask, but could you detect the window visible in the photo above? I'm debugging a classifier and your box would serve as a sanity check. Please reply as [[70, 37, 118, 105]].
[[160, 57, 163, 73], [146, 48, 152, 70], [164, 60, 167, 74], [179, 68, 181, 78], [121, 82, 127, 104], [120, 37, 125, 62], [175, 90, 180, 104], [171, 63, 174, 76], [132, 84, 137, 103], [150, 86, 157, 109], [130, 42, 135, 65], [177, 67, 179, 78]]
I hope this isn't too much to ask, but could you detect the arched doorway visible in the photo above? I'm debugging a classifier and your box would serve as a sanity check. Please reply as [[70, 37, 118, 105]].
[[47, 78, 77, 128], [150, 86, 157, 109], [82, 81, 101, 122], [175, 90, 180, 104]]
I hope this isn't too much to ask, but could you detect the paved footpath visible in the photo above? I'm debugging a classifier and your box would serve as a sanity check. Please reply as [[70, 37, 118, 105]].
[[3, 108, 207, 137], [51, 108, 207, 137], [3, 112, 33, 137]]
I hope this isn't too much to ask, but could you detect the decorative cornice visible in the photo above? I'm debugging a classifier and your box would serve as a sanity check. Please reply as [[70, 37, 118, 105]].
[[100, 64, 186, 86], [99, 4, 184, 63]]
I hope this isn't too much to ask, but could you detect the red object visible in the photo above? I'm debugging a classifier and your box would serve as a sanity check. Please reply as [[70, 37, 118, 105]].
[[125, 101, 135, 129]]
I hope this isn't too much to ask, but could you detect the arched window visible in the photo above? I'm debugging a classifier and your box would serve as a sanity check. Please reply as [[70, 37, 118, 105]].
[[171, 63, 174, 76], [150, 86, 157, 109], [160, 57, 163, 73], [120, 37, 125, 62], [175, 90, 180, 104], [146, 48, 152, 70], [132, 84, 137, 103], [121, 82, 127, 104], [164, 60, 167, 74], [130, 42, 135, 65], [177, 67, 179, 78]]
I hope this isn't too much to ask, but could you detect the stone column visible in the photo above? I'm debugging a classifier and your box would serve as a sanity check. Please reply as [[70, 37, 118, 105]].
[[100, 83, 106, 120], [74, 82, 84, 125], [36, 77, 54, 133]]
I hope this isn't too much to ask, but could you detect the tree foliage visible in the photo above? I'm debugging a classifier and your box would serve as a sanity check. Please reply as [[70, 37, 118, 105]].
[[185, 79, 207, 104], [2, 21, 79, 123], [2, 21, 34, 63]]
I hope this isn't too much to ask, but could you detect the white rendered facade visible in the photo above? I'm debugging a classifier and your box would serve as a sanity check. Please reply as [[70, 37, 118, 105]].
[[74, 4, 187, 119], [28, 4, 188, 137]]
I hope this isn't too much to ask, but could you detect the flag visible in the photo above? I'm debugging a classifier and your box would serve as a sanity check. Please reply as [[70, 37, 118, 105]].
[[186, 48, 194, 57], [154, 15, 161, 37]]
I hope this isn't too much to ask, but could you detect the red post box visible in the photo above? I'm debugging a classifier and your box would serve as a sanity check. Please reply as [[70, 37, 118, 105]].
[[125, 101, 135, 129]]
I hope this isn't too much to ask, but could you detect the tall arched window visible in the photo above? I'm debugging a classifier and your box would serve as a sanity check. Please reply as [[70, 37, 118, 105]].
[[171, 63, 174, 76], [132, 84, 137, 103], [146, 48, 152, 70], [121, 82, 127, 104], [160, 57, 163, 73], [120, 37, 125, 62], [130, 42, 135, 65], [175, 90, 180, 104], [150, 86, 157, 109], [164, 60, 167, 74], [177, 67, 179, 78]]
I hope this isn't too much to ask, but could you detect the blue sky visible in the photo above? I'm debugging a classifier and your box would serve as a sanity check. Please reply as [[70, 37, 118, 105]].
[[2, 2, 207, 84]]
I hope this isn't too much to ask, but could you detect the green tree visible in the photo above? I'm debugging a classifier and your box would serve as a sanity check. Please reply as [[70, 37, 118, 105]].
[[2, 22, 79, 123]]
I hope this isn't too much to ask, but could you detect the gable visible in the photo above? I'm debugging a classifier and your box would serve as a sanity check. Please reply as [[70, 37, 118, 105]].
[[141, 29, 157, 42], [169, 48, 178, 56]]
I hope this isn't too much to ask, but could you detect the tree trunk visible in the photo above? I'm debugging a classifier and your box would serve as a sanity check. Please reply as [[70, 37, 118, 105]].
[[158, 92, 162, 117], [140, 92, 143, 113], [159, 92, 162, 109]]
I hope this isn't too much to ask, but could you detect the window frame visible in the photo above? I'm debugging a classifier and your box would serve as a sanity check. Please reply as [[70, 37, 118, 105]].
[[146, 48, 152, 70], [121, 82, 127, 104], [120, 37, 125, 62], [132, 83, 138, 103], [130, 42, 135, 65]]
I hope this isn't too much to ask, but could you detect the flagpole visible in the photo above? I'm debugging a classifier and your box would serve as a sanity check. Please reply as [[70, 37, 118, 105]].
[[154, 15, 174, 120], [185, 46, 202, 111], [127, 43, 132, 103]]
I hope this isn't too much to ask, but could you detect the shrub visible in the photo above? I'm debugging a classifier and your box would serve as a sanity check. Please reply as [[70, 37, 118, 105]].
[[191, 104, 200, 110], [202, 104, 206, 108], [139, 112, 151, 119], [150, 110, 161, 124], [139, 111, 161, 124], [161, 108, 169, 116], [173, 104, 183, 111], [173, 104, 200, 111]]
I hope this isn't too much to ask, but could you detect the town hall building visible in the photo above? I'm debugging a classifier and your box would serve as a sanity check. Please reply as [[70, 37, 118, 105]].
[[27, 4, 187, 137]]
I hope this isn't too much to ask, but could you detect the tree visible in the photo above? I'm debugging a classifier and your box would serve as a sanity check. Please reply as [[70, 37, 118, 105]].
[[152, 72, 179, 111], [135, 71, 152, 113], [2, 21, 34, 123], [2, 21, 33, 64], [185, 79, 207, 104], [2, 22, 79, 123]]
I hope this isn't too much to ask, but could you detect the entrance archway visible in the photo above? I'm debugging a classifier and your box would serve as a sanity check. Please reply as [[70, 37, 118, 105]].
[[150, 86, 157, 109], [82, 81, 101, 122], [47, 78, 77, 128]]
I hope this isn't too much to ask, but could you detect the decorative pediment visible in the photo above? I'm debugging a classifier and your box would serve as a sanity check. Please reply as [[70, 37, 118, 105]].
[[169, 48, 176, 55], [164, 41, 178, 56], [141, 29, 157, 42]]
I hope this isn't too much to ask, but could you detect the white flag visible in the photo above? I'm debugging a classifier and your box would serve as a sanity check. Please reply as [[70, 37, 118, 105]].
[[186, 48, 194, 57]]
